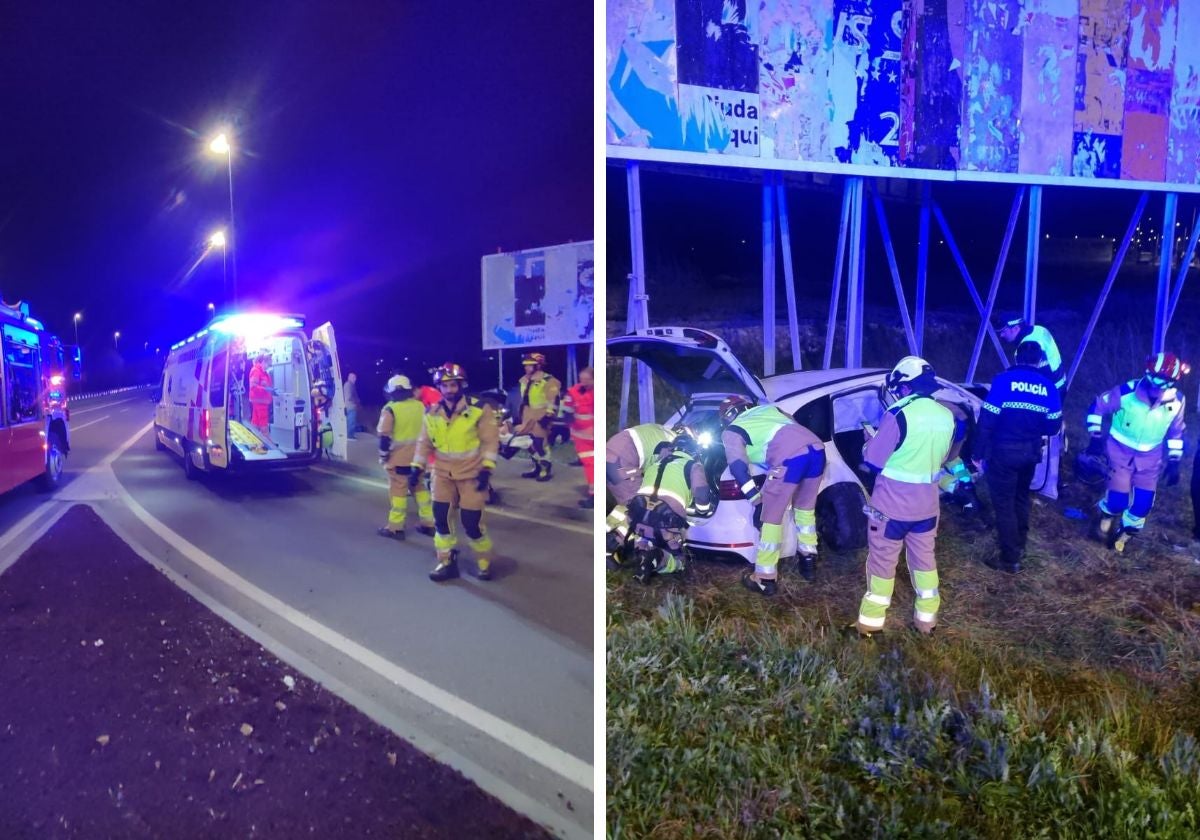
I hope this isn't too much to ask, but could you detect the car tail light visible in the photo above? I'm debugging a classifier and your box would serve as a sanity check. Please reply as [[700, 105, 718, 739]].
[[718, 479, 743, 500]]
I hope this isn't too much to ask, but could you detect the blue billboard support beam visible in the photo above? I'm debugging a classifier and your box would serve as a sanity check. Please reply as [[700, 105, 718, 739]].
[[567, 344, 577, 386], [823, 177, 853, 370], [915, 182, 931, 353], [762, 174, 777, 377], [868, 180, 918, 355], [625, 161, 655, 423], [845, 177, 867, 368], [932, 203, 1008, 367], [1153, 192, 1179, 353], [1166, 209, 1200, 330], [1066, 191, 1149, 389], [967, 186, 1026, 383], [776, 177, 802, 371], [1024, 185, 1043, 324]]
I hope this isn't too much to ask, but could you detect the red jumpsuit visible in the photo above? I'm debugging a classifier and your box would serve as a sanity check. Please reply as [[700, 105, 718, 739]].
[[563, 382, 595, 494], [249, 361, 273, 435]]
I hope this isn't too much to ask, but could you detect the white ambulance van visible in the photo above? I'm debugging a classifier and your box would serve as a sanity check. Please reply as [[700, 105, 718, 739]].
[[154, 313, 346, 478]]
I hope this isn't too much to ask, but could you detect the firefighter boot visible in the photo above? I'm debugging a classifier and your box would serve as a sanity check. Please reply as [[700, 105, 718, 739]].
[[429, 550, 460, 582], [1090, 513, 1115, 543], [634, 548, 659, 584], [796, 546, 817, 582], [1109, 525, 1136, 553], [521, 458, 541, 479], [536, 459, 553, 482]]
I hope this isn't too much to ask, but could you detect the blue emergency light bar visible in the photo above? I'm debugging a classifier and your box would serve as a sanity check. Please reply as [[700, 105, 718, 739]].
[[169, 313, 306, 351]]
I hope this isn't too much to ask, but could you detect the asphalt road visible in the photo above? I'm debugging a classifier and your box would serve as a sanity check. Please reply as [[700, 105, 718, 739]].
[[0, 390, 594, 838]]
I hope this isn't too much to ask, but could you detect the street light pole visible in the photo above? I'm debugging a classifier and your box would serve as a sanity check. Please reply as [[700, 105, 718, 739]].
[[210, 133, 237, 306], [114, 331, 120, 352], [73, 312, 81, 347]]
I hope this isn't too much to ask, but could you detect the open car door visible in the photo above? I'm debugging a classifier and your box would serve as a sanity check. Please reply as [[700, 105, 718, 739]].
[[310, 322, 348, 461], [607, 327, 769, 403]]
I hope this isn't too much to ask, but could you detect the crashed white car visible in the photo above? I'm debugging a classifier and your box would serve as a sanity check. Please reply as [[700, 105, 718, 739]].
[[608, 327, 989, 565]]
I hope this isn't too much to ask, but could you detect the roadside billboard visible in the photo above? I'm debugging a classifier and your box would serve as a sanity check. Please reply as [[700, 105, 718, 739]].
[[481, 241, 594, 350]]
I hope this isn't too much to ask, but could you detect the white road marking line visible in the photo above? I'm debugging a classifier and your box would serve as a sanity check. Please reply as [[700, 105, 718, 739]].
[[70, 397, 141, 415], [0, 505, 68, 574], [70, 415, 110, 431], [95, 422, 595, 792], [111, 479, 594, 791], [311, 467, 592, 536]]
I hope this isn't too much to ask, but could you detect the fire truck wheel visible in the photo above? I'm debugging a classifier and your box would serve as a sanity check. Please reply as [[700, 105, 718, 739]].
[[40, 433, 66, 491]]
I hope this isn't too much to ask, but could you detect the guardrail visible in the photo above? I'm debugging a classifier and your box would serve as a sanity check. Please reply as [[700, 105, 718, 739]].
[[69, 384, 154, 402]]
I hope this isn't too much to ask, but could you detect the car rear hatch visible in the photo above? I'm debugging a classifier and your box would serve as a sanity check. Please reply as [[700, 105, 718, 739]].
[[607, 327, 769, 403]]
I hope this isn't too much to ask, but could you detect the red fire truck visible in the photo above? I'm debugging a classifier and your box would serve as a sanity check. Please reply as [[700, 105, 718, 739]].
[[0, 300, 70, 495]]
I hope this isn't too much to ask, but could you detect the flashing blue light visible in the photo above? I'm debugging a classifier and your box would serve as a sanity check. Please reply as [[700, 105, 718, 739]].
[[209, 313, 305, 336]]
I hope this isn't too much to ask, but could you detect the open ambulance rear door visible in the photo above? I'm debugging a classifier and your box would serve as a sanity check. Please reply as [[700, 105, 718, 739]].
[[310, 322, 347, 460]]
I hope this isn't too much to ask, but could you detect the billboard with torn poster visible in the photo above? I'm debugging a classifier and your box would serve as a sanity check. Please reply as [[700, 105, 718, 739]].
[[481, 241, 594, 351]]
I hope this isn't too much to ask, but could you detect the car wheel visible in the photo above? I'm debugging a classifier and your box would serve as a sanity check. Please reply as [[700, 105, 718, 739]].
[[40, 433, 66, 491], [816, 482, 868, 553], [182, 444, 201, 480]]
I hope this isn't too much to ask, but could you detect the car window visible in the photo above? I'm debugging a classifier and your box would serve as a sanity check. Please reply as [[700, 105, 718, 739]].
[[791, 394, 832, 440], [833, 387, 885, 434]]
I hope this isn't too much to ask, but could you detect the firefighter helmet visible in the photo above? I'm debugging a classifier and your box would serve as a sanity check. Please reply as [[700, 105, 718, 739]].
[[433, 363, 467, 386], [1144, 352, 1189, 387], [522, 352, 546, 367], [886, 356, 935, 395], [384, 374, 412, 396], [717, 395, 754, 426]]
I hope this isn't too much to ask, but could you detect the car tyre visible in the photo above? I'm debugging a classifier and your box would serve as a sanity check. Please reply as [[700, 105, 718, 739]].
[[182, 445, 201, 480], [816, 482, 868, 553], [40, 433, 66, 491]]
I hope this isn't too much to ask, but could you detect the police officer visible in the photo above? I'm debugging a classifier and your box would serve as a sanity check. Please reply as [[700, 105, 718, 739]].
[[1086, 353, 1188, 552], [516, 352, 562, 482], [998, 314, 1065, 500], [376, 375, 435, 540], [717, 396, 826, 594], [605, 423, 676, 568], [856, 356, 955, 636], [972, 341, 1063, 573], [411, 363, 500, 582], [626, 430, 713, 584]]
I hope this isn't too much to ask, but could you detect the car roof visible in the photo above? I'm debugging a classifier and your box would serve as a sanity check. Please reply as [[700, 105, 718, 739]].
[[761, 367, 888, 402]]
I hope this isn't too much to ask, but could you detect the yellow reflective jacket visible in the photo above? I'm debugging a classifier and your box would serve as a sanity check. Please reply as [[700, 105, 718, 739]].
[[413, 395, 499, 479], [518, 371, 561, 430], [378, 398, 425, 468]]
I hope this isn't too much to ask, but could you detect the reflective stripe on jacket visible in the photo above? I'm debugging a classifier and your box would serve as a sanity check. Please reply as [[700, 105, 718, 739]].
[[726, 405, 793, 467], [876, 395, 955, 484], [1091, 379, 1186, 455], [414, 395, 499, 479]]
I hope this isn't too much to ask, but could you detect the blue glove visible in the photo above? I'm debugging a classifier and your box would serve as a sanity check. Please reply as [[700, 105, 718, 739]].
[[476, 469, 492, 492]]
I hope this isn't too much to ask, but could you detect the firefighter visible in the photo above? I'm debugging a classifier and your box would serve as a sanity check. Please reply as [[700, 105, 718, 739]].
[[717, 395, 826, 594], [998, 314, 1065, 500], [605, 423, 676, 568], [1086, 353, 1188, 552], [972, 341, 1063, 573], [248, 352, 274, 438], [561, 366, 595, 508], [515, 352, 561, 481], [855, 356, 956, 636], [936, 401, 980, 514], [411, 363, 500, 582], [377, 375, 435, 540], [626, 430, 714, 584]]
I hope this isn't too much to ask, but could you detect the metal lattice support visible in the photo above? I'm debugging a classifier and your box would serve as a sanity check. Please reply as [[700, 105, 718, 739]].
[[868, 180, 918, 355], [777, 177, 802, 371], [619, 161, 655, 428], [823, 178, 853, 370], [1153, 192, 1178, 354], [915, 182, 931, 353], [762, 175, 777, 377], [845, 177, 867, 368], [1024, 185, 1042, 324], [1065, 191, 1148, 389], [967, 187, 1026, 383], [931, 203, 1008, 368]]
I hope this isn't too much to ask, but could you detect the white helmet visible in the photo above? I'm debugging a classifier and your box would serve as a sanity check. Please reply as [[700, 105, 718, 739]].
[[384, 374, 412, 395], [886, 356, 934, 396]]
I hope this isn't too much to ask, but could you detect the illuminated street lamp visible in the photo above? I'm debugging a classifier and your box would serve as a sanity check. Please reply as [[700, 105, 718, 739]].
[[73, 312, 81, 346], [207, 302, 216, 320], [208, 131, 237, 304], [114, 331, 121, 351]]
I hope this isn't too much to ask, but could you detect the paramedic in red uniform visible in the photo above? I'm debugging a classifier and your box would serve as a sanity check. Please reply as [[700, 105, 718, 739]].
[[249, 352, 274, 438]]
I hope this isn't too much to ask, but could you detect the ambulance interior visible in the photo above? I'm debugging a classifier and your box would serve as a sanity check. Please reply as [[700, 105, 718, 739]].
[[223, 331, 313, 461]]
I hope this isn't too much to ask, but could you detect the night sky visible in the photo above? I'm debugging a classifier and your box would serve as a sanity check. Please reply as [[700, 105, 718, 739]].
[[0, 2, 591, 392]]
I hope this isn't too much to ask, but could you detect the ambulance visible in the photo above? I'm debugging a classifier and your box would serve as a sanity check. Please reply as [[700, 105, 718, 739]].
[[0, 300, 70, 494], [154, 313, 346, 478]]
